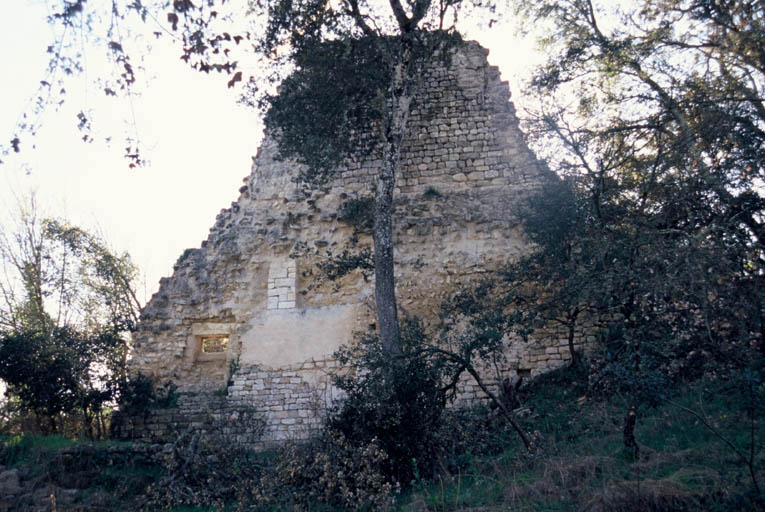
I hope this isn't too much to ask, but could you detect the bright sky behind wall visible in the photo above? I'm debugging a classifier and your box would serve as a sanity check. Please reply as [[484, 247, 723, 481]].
[[0, 2, 543, 304]]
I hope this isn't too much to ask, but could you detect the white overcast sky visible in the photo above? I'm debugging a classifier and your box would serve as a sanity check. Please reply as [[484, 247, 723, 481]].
[[0, 2, 543, 304]]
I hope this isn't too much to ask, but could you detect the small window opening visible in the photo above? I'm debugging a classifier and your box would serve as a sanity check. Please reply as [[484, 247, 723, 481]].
[[201, 335, 229, 354]]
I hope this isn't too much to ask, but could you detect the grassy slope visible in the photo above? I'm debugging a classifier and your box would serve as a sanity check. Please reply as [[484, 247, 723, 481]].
[[410, 366, 764, 511], [0, 434, 162, 510], [1, 366, 762, 511]]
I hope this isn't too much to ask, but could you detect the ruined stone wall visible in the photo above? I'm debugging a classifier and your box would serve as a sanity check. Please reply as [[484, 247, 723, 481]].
[[127, 42, 586, 445], [115, 362, 336, 446]]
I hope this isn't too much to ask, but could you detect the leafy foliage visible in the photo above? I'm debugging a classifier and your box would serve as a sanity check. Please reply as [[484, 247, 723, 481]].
[[337, 196, 375, 234], [3, 0, 251, 167], [247, 431, 398, 510], [330, 319, 460, 483], [145, 413, 265, 510], [0, 200, 141, 334], [504, 0, 765, 461], [317, 248, 373, 281], [0, 327, 125, 435], [112, 374, 178, 419], [0, 198, 142, 436], [264, 38, 389, 185]]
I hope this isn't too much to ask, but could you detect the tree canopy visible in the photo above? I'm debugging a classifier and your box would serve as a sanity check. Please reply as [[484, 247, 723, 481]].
[[0, 196, 142, 434], [0, 196, 141, 334], [495, 0, 765, 456]]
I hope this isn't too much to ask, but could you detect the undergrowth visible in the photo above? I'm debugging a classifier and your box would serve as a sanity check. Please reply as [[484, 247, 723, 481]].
[[1, 365, 761, 511], [407, 365, 764, 511], [0, 435, 162, 510], [0, 434, 76, 468]]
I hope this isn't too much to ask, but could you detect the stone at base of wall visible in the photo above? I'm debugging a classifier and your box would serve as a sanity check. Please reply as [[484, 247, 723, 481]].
[[116, 334, 596, 449], [114, 362, 334, 448], [112, 393, 272, 450]]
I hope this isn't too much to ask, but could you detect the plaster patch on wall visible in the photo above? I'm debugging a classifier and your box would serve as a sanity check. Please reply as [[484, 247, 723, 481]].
[[240, 304, 357, 368]]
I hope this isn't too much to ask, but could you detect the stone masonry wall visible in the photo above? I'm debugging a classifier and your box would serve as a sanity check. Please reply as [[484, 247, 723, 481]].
[[115, 362, 337, 447], [126, 41, 588, 446]]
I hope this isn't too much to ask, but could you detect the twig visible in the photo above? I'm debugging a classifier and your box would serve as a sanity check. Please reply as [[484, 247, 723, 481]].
[[666, 399, 761, 497]]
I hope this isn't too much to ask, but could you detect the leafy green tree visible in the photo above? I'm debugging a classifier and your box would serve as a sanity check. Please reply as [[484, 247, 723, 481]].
[[0, 197, 141, 335], [511, 0, 765, 458], [0, 327, 124, 434], [0, 196, 142, 435], [330, 319, 459, 482]]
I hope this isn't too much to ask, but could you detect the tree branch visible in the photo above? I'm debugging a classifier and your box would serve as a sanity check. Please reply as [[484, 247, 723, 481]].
[[345, 0, 377, 38], [388, 0, 413, 31], [420, 345, 533, 451]]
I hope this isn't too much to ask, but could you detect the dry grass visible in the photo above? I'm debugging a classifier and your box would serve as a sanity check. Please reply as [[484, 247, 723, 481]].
[[581, 479, 699, 511]]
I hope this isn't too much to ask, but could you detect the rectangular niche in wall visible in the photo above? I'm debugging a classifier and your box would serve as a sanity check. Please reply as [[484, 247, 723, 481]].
[[200, 335, 229, 354], [268, 258, 297, 310], [185, 323, 236, 364]]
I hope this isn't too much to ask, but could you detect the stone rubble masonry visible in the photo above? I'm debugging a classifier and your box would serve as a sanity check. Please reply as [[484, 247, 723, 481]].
[[123, 41, 591, 446]]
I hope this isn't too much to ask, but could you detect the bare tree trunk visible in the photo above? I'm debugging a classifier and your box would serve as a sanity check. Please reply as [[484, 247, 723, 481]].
[[623, 401, 639, 459], [373, 37, 415, 356], [567, 308, 581, 367], [374, 158, 401, 355]]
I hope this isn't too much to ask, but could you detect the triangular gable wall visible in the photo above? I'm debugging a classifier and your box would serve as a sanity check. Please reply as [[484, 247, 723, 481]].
[[123, 42, 583, 446]]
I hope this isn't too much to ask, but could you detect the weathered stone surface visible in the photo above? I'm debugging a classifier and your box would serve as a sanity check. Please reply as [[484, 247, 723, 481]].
[[125, 41, 590, 446]]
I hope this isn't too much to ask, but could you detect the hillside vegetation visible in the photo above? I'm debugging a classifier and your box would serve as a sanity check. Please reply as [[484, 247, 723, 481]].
[[0, 364, 761, 511]]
